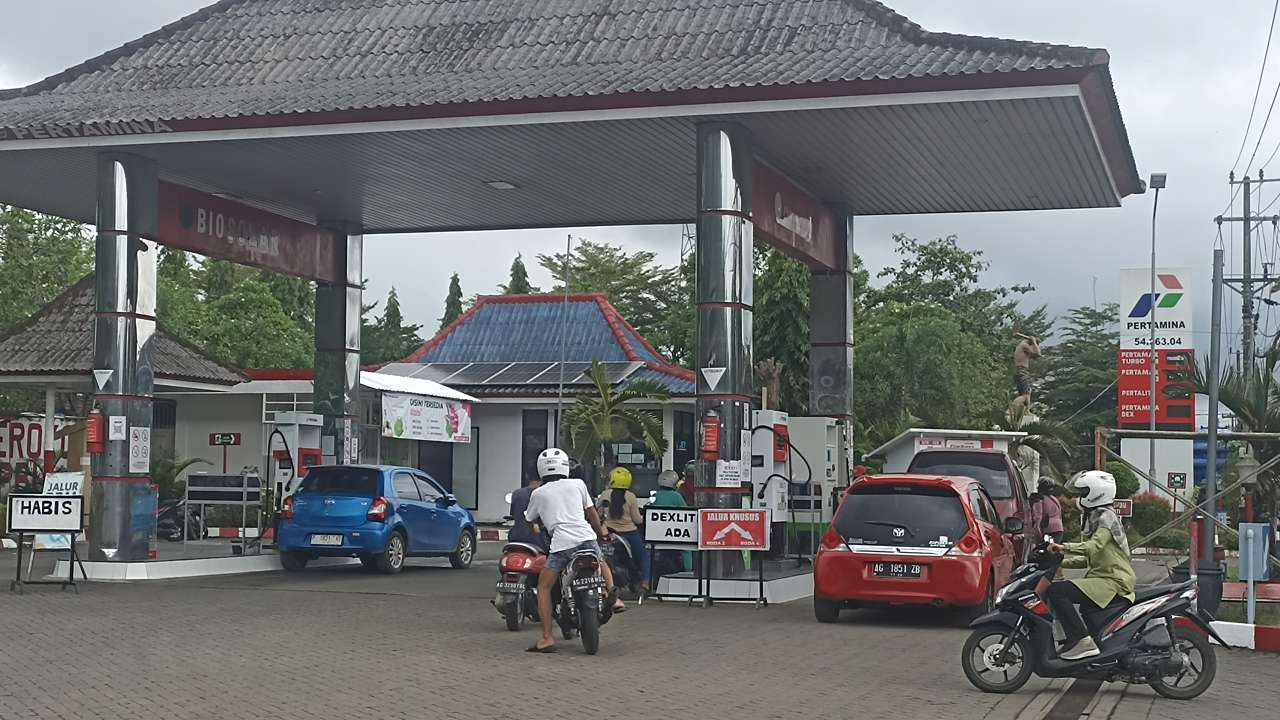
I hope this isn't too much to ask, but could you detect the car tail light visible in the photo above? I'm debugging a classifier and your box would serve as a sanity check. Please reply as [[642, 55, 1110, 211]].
[[946, 530, 984, 557], [367, 497, 388, 522], [281, 496, 295, 520], [819, 527, 848, 552]]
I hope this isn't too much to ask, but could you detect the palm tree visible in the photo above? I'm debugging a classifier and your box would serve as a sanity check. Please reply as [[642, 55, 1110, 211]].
[[1194, 340, 1280, 511], [990, 403, 1075, 482], [563, 360, 670, 488]]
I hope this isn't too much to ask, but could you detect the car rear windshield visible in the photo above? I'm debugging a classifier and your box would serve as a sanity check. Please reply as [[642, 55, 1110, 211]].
[[834, 484, 969, 547], [297, 467, 380, 497], [907, 451, 1014, 498]]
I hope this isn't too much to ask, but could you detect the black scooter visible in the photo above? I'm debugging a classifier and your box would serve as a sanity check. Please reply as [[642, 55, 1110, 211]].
[[961, 538, 1225, 700]]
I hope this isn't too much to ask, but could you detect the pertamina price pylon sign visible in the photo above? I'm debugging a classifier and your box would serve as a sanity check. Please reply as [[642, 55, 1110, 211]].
[[1117, 268, 1193, 430]]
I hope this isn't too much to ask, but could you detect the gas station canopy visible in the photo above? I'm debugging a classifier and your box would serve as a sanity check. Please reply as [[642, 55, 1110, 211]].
[[0, 0, 1140, 233]]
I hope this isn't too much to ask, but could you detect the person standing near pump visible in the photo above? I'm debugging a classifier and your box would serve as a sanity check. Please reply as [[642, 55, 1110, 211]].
[[525, 448, 623, 654], [1030, 477, 1065, 544], [596, 467, 651, 594]]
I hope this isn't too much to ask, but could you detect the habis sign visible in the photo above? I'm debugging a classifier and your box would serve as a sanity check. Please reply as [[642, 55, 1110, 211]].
[[6, 493, 85, 533], [157, 182, 341, 282]]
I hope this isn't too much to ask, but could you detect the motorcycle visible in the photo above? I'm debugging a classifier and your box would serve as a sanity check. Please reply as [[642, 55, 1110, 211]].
[[601, 533, 643, 597], [961, 537, 1224, 699], [551, 544, 614, 655], [157, 499, 206, 541], [494, 541, 546, 631]]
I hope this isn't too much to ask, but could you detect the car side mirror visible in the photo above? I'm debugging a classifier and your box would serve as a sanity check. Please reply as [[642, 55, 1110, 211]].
[[1004, 516, 1025, 534], [438, 494, 458, 507]]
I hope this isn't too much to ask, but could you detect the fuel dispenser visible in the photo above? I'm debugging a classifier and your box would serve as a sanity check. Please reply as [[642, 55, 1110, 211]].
[[266, 412, 323, 510], [788, 416, 850, 526]]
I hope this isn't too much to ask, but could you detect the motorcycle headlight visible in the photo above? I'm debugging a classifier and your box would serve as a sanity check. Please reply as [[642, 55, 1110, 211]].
[[994, 584, 1011, 605]]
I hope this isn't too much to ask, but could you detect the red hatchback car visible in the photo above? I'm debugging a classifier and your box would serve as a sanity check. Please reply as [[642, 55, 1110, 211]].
[[814, 474, 1025, 623]]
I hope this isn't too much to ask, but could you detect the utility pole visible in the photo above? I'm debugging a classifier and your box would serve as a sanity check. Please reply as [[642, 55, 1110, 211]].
[[1243, 174, 1253, 365], [1215, 172, 1280, 366]]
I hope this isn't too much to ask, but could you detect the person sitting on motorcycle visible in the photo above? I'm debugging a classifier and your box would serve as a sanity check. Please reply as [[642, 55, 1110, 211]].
[[1046, 470, 1136, 661], [596, 466, 651, 594], [507, 470, 548, 552], [524, 448, 623, 653], [653, 470, 692, 573]]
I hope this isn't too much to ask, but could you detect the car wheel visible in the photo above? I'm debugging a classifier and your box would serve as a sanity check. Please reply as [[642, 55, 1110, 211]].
[[358, 553, 378, 570], [280, 551, 308, 572], [964, 579, 995, 625], [449, 530, 475, 569], [814, 596, 841, 623], [376, 531, 407, 574]]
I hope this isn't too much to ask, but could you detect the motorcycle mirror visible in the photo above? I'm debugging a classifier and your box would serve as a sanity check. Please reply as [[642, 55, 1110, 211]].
[[504, 492, 513, 504], [1003, 516, 1025, 534]]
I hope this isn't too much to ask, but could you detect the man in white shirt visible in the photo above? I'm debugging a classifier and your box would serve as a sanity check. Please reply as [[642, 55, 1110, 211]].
[[524, 448, 619, 652]]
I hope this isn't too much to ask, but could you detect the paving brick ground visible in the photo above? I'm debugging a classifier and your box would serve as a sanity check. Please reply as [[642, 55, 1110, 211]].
[[0, 545, 1276, 720]]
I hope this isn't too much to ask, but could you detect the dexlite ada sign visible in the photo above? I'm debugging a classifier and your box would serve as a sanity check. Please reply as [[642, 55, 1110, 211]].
[[1119, 268, 1193, 350]]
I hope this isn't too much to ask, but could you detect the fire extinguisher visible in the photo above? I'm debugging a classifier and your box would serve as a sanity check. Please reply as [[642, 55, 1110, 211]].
[[86, 408, 106, 454], [701, 412, 721, 461]]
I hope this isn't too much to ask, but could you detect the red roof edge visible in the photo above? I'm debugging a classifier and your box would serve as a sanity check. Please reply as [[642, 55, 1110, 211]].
[[593, 296, 695, 381], [594, 295, 640, 362]]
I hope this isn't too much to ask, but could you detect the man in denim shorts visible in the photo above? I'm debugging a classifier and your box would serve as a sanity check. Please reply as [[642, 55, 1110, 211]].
[[525, 448, 620, 652]]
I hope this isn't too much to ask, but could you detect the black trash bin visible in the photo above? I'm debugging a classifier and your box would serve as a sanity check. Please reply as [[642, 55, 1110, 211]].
[[1167, 560, 1224, 617]]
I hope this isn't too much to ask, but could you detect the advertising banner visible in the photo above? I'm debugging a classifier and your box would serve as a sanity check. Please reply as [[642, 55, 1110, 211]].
[[381, 392, 471, 443], [1118, 269, 1194, 430], [1119, 268, 1193, 350]]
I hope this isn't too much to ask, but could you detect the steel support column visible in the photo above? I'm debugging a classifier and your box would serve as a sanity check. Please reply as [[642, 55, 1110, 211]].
[[695, 123, 753, 576], [809, 210, 855, 420], [314, 230, 362, 465], [90, 153, 159, 562]]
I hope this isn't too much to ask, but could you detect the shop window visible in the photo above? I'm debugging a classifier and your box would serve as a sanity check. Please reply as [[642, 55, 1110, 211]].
[[419, 440, 454, 493], [452, 427, 479, 510], [608, 409, 663, 497], [673, 410, 694, 471]]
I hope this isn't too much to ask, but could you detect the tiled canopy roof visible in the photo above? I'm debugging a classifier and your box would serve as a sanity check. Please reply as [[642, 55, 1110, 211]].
[[0, 0, 1109, 127], [0, 275, 244, 387], [403, 293, 694, 395]]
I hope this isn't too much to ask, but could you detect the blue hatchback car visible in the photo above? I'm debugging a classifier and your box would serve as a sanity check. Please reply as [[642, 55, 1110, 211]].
[[277, 465, 477, 574]]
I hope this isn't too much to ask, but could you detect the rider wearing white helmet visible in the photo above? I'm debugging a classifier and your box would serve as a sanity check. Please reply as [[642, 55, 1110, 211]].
[[523, 448, 621, 653], [1046, 470, 1137, 661]]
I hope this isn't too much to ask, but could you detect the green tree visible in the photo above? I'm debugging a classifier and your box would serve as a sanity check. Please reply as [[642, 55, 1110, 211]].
[[156, 248, 208, 345], [260, 272, 315, 332], [753, 245, 810, 414], [440, 272, 464, 330], [855, 302, 1001, 428], [200, 278, 313, 368], [0, 205, 93, 331], [499, 254, 537, 294], [538, 240, 681, 361], [1039, 304, 1119, 454], [363, 287, 423, 364], [564, 360, 670, 489], [1106, 460, 1140, 499]]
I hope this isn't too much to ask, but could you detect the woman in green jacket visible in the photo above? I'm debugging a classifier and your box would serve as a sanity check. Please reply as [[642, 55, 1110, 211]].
[[1047, 470, 1136, 661]]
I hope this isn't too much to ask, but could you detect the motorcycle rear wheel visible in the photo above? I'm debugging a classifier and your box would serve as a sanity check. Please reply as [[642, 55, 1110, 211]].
[[962, 625, 1033, 694], [503, 598, 522, 632], [579, 602, 601, 655], [1150, 626, 1216, 700]]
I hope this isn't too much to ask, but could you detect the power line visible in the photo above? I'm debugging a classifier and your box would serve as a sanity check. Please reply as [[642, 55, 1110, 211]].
[[1234, 0, 1280, 175], [1060, 379, 1117, 424]]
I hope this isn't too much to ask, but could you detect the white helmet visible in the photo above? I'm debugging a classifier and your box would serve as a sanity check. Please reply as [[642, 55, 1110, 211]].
[[1069, 470, 1116, 509], [536, 448, 571, 480]]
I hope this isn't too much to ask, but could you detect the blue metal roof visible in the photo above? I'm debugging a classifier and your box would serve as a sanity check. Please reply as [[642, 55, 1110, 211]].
[[405, 294, 693, 395]]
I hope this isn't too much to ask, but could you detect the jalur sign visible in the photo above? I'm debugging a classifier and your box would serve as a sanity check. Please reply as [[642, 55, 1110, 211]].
[[698, 509, 771, 551]]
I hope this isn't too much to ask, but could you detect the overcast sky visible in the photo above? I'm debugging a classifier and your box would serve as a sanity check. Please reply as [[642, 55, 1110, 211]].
[[0, 1, 1274, 358]]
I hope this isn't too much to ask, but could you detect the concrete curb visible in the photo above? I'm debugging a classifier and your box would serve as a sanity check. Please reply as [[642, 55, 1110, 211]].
[[1210, 620, 1280, 652]]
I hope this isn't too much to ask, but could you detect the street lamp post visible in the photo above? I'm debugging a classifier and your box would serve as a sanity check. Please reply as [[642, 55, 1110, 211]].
[[1147, 172, 1167, 495]]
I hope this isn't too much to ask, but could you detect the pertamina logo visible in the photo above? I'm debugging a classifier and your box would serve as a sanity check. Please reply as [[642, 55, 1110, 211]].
[[1128, 274, 1184, 318]]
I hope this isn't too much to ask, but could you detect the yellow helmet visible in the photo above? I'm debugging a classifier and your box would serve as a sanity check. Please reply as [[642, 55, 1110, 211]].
[[608, 466, 633, 490]]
